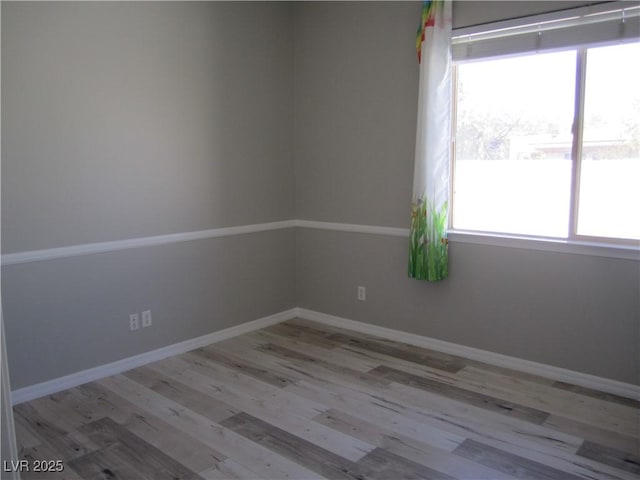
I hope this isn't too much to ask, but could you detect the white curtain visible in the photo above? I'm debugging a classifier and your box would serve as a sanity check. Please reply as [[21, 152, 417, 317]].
[[408, 0, 452, 281]]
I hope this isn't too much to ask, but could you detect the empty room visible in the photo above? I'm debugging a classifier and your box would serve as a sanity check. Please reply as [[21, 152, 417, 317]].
[[1, 1, 639, 479]]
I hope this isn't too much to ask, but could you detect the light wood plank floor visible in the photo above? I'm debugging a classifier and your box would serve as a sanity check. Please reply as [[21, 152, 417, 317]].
[[12, 318, 640, 479]]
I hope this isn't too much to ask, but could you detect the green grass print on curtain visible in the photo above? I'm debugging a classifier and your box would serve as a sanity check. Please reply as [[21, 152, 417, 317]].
[[409, 197, 448, 281]]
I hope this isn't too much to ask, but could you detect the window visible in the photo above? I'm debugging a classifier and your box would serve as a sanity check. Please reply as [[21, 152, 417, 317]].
[[453, 50, 576, 238], [451, 3, 640, 244], [577, 42, 639, 240]]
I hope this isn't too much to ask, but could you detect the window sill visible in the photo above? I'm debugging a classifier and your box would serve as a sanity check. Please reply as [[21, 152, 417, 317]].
[[447, 230, 640, 260]]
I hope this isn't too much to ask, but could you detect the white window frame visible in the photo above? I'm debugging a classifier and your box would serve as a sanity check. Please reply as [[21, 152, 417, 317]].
[[448, 2, 640, 259]]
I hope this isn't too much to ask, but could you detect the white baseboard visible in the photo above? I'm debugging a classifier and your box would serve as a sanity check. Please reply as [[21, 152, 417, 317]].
[[11, 309, 298, 405], [297, 308, 640, 400], [12, 307, 639, 404]]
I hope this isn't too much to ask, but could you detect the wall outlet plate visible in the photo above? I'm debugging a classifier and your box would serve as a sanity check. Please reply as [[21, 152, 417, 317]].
[[129, 313, 139, 331], [142, 310, 152, 328], [357, 286, 366, 301]]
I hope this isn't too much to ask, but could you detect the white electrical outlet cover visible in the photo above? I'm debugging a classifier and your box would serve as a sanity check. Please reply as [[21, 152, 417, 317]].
[[357, 286, 366, 301], [142, 310, 152, 328]]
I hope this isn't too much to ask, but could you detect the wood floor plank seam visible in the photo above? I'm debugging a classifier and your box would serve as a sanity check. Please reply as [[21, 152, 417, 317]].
[[552, 382, 640, 410], [453, 438, 585, 480], [191, 347, 299, 389], [220, 411, 367, 480], [368, 364, 551, 425], [76, 417, 205, 480], [577, 440, 640, 475]]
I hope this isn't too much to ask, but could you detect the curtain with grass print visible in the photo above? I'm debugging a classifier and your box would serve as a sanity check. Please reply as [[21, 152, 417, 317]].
[[408, 0, 452, 282]]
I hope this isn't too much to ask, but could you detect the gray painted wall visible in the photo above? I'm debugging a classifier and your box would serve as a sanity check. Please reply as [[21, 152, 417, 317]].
[[293, 2, 417, 226], [1, 2, 296, 389], [293, 2, 640, 385], [2, 2, 294, 253]]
